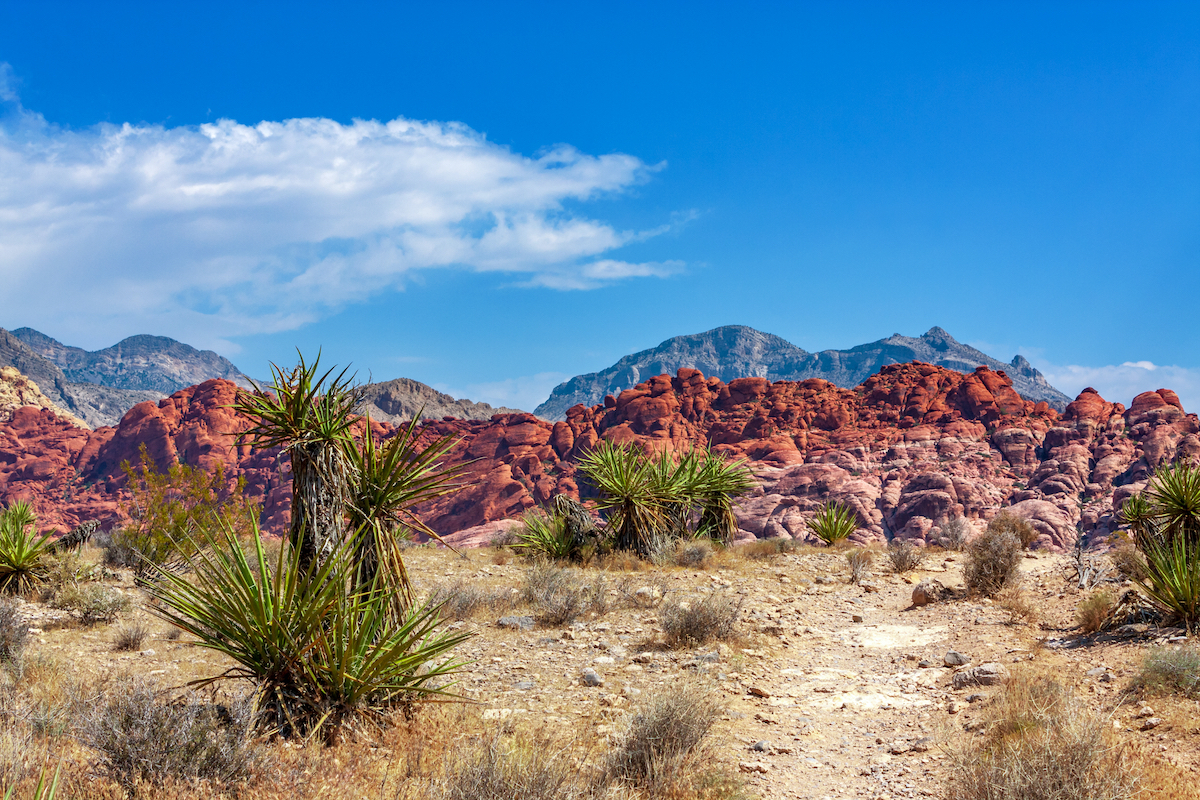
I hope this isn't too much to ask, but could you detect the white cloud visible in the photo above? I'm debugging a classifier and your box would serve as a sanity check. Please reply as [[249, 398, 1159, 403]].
[[1034, 359, 1200, 413], [0, 68, 678, 350], [435, 371, 570, 413]]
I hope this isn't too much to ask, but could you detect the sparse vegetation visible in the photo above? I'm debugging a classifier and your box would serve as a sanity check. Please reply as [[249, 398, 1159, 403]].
[[659, 593, 741, 648], [964, 526, 1022, 597], [1076, 589, 1116, 634], [521, 562, 608, 626], [1109, 541, 1149, 582], [886, 538, 924, 573], [987, 511, 1039, 549], [112, 621, 149, 651], [997, 586, 1038, 625], [512, 508, 590, 562], [0, 597, 28, 664], [807, 501, 858, 546], [935, 515, 972, 550], [1134, 645, 1200, 698], [432, 730, 583, 800], [844, 547, 874, 584], [673, 539, 713, 568], [945, 669, 1138, 800], [76, 677, 261, 789], [736, 537, 801, 559], [52, 583, 130, 625], [426, 580, 518, 621]]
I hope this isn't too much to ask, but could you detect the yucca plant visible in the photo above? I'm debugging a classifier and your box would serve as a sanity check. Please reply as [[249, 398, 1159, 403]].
[[343, 414, 463, 609], [0, 501, 52, 595], [578, 441, 674, 556], [807, 500, 858, 546], [649, 448, 699, 540], [147, 519, 471, 743], [233, 351, 366, 571], [512, 508, 588, 561], [693, 448, 755, 544], [1124, 463, 1200, 631]]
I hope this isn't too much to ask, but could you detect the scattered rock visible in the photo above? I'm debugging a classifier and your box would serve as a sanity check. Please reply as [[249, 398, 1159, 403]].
[[912, 580, 947, 607], [748, 686, 771, 698], [750, 740, 771, 752], [581, 668, 604, 687], [952, 662, 1008, 689], [944, 650, 971, 667], [497, 615, 534, 631], [739, 761, 770, 774], [1140, 717, 1163, 731]]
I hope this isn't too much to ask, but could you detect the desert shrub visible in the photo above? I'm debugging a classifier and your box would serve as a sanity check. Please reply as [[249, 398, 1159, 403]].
[[988, 511, 1039, 549], [945, 670, 1137, 800], [522, 563, 607, 626], [433, 730, 583, 800], [426, 581, 517, 621], [52, 583, 129, 625], [660, 593, 742, 648], [0, 597, 28, 664], [886, 539, 924, 573], [807, 501, 858, 546], [0, 502, 52, 596], [120, 445, 259, 575], [77, 677, 261, 789], [1134, 645, 1200, 698], [936, 515, 972, 550], [147, 521, 471, 741], [98, 528, 140, 569], [41, 550, 102, 595], [736, 537, 800, 560], [964, 528, 1022, 597], [1076, 590, 1116, 634], [997, 586, 1038, 625], [603, 682, 725, 789], [512, 509, 593, 563], [1109, 542, 1149, 582], [112, 621, 149, 652], [844, 548, 874, 584], [674, 539, 714, 569]]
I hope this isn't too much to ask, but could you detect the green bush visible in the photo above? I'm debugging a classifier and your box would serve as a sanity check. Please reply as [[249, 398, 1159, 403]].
[[511, 509, 590, 562], [1122, 464, 1200, 630], [1076, 590, 1115, 634], [147, 520, 471, 741]]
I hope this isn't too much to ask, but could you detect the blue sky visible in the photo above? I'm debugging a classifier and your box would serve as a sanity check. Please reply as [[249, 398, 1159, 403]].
[[1, 2, 1197, 411]]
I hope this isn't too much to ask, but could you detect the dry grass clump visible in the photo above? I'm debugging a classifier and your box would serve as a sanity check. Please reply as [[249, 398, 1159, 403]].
[[1133, 645, 1200, 698], [672, 540, 714, 569], [427, 581, 518, 621], [844, 548, 874, 584], [522, 563, 608, 626], [659, 594, 741, 649], [112, 621, 149, 652], [76, 677, 261, 790], [886, 539, 924, 573], [603, 682, 727, 791], [735, 537, 800, 560], [945, 669, 1138, 800], [997, 587, 1038, 625], [1076, 590, 1116, 634], [431, 730, 584, 800], [52, 583, 130, 625], [0, 596, 29, 663], [1109, 542, 1149, 583], [987, 511, 1039, 549], [964, 527, 1022, 597], [935, 515, 972, 551]]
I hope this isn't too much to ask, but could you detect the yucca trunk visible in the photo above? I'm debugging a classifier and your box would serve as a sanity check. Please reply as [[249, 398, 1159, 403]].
[[289, 441, 351, 571]]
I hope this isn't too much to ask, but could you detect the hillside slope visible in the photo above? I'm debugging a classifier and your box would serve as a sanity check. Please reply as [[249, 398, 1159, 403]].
[[358, 377, 520, 423]]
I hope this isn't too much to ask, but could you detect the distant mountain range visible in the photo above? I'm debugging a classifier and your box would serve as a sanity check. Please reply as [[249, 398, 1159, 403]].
[[533, 325, 1072, 420], [0, 327, 512, 429]]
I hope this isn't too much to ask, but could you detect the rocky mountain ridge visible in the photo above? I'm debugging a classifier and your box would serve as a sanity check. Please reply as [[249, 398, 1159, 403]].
[[534, 325, 1071, 419], [358, 377, 520, 424], [2, 363, 1194, 554]]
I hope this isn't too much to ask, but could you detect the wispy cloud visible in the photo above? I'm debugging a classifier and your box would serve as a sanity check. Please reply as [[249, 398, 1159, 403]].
[[0, 65, 679, 350], [1032, 358, 1200, 413]]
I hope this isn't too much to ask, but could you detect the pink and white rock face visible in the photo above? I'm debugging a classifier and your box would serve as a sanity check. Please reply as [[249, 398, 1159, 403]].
[[2, 363, 1197, 552]]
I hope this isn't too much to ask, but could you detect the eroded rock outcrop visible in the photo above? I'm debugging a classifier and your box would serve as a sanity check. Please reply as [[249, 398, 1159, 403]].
[[1, 364, 1196, 552]]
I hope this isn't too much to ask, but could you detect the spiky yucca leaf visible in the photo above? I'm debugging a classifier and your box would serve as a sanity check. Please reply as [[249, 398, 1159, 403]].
[[512, 509, 588, 561], [0, 502, 52, 595], [807, 501, 858, 546], [577, 440, 674, 556], [146, 519, 471, 742], [694, 448, 755, 544], [343, 414, 463, 609]]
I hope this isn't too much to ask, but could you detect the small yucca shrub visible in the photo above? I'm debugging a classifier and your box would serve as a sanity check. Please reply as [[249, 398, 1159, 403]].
[[0, 502, 52, 596], [512, 509, 588, 562], [807, 501, 858, 546], [147, 520, 472, 742]]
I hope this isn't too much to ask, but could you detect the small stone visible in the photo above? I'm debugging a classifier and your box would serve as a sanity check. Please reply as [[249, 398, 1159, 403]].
[[1140, 717, 1163, 731], [910, 737, 932, 753], [966, 693, 985, 703], [739, 761, 770, 774], [952, 662, 1008, 689], [581, 668, 604, 687], [513, 681, 535, 691], [912, 579, 947, 607], [497, 616, 534, 631], [748, 686, 771, 698], [1136, 706, 1155, 718], [948, 701, 962, 715], [918, 659, 934, 668], [594, 656, 615, 665], [1086, 667, 1106, 677], [860, 582, 879, 593], [852, 614, 864, 623], [751, 740, 772, 752], [632, 652, 655, 664], [944, 650, 971, 667]]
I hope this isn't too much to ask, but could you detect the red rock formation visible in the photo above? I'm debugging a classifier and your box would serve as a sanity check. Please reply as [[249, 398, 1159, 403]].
[[2, 364, 1197, 553]]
